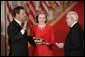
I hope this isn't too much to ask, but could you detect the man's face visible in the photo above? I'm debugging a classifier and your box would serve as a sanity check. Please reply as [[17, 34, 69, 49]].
[[66, 15, 73, 27], [18, 9, 26, 21]]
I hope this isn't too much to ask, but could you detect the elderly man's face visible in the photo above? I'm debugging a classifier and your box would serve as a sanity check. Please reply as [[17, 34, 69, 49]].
[[65, 11, 78, 27], [66, 15, 73, 27]]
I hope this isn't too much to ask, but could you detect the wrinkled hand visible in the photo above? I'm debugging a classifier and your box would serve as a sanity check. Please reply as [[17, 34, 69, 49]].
[[56, 43, 64, 48]]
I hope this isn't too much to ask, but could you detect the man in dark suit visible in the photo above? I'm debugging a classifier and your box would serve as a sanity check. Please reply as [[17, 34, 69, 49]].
[[7, 6, 43, 56], [64, 11, 84, 56]]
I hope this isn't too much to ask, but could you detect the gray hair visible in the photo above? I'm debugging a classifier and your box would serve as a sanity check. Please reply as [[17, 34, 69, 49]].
[[66, 11, 78, 21]]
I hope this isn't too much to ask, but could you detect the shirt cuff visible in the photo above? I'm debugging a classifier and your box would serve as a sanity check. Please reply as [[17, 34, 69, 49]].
[[21, 29, 25, 35], [33, 37, 36, 39]]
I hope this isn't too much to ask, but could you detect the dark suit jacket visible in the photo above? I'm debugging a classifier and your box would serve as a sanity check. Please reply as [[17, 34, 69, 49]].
[[64, 23, 84, 56], [7, 20, 35, 56]]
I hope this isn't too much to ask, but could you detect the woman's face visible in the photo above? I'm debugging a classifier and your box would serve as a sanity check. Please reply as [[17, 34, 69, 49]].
[[38, 14, 46, 24]]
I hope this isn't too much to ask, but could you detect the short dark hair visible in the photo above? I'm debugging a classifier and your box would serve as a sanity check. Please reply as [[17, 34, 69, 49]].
[[36, 13, 47, 23], [12, 6, 24, 17]]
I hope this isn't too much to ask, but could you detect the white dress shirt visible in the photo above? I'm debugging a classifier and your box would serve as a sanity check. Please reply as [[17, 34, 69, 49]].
[[71, 21, 77, 28]]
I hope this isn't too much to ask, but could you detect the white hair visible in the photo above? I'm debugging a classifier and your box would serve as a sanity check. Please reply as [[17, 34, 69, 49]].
[[66, 11, 79, 21]]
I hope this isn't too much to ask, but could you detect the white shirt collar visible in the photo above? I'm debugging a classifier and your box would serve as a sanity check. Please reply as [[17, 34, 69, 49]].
[[71, 21, 77, 28], [14, 19, 22, 26]]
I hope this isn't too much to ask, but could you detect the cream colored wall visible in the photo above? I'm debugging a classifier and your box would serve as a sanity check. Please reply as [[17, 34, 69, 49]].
[[1, 1, 6, 56], [1, 1, 5, 36], [1, 1, 10, 56]]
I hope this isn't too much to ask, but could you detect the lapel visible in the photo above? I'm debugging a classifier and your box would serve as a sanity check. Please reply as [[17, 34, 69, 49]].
[[13, 19, 22, 30]]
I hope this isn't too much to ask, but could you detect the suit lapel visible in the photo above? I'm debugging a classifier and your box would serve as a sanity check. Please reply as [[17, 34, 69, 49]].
[[13, 19, 22, 29]]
